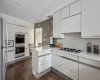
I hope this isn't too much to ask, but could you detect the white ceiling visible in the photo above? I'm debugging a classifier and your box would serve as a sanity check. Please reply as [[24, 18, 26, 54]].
[[0, 0, 66, 22]]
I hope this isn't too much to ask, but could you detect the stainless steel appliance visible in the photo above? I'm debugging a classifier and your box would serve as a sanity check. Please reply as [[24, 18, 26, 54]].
[[15, 34, 25, 58], [0, 17, 8, 80], [15, 46, 25, 58], [59, 47, 82, 54], [15, 34, 25, 44]]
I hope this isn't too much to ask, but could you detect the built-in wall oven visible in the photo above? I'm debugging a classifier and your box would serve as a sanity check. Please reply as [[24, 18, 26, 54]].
[[15, 34, 25, 58], [15, 46, 25, 58]]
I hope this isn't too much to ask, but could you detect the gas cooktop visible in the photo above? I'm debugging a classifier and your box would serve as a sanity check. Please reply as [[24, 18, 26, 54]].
[[59, 47, 82, 54]]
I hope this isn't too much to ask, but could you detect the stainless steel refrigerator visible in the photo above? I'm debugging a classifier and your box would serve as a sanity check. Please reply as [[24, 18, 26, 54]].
[[0, 17, 8, 80]]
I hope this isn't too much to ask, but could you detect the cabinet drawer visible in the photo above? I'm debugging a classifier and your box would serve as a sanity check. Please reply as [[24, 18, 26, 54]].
[[7, 51, 14, 62], [70, 0, 81, 16], [61, 6, 70, 19], [79, 57, 100, 68]]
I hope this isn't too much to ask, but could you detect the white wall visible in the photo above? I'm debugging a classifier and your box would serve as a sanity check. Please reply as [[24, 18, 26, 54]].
[[63, 33, 100, 51]]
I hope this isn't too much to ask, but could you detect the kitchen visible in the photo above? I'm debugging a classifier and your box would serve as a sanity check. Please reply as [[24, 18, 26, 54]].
[[0, 0, 100, 80]]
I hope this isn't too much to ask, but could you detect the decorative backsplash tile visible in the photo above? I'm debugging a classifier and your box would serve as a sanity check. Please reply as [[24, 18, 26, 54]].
[[34, 18, 53, 47]]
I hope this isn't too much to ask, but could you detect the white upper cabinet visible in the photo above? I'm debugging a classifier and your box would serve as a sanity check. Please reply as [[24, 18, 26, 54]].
[[7, 24, 15, 40], [25, 28, 34, 44], [61, 14, 81, 33], [15, 18, 21, 25], [70, 0, 81, 16], [20, 26, 25, 33], [61, 6, 70, 19], [81, 0, 100, 38], [20, 20, 26, 27], [29, 23, 34, 29], [26, 21, 30, 28], [1, 14, 15, 24], [53, 11, 64, 38]]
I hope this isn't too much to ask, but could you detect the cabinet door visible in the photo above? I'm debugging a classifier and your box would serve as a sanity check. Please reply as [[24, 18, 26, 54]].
[[26, 21, 30, 28], [26, 28, 34, 44], [61, 14, 81, 33], [1, 14, 15, 24], [70, 0, 81, 16], [52, 54, 60, 70], [53, 11, 64, 38], [25, 48, 29, 56], [7, 51, 14, 62], [20, 26, 25, 33], [52, 54, 64, 72], [38, 56, 46, 73], [61, 6, 70, 19], [45, 54, 51, 69], [20, 20, 26, 27], [15, 18, 21, 25], [29, 23, 34, 29], [64, 60, 78, 80], [7, 24, 15, 40], [28, 29, 34, 43], [15, 25, 21, 33], [79, 64, 100, 80], [82, 0, 100, 38]]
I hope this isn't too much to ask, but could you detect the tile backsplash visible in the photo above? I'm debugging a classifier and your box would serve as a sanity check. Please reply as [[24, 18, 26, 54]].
[[63, 33, 100, 52]]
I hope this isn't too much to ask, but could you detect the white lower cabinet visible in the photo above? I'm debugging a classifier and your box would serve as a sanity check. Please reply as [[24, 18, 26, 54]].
[[45, 54, 51, 69], [79, 64, 100, 80], [38, 56, 46, 73], [7, 51, 14, 62], [52, 54, 78, 80], [38, 54, 51, 73]]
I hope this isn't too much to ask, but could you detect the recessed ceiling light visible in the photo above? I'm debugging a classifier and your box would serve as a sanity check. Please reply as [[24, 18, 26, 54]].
[[15, 2, 21, 6]]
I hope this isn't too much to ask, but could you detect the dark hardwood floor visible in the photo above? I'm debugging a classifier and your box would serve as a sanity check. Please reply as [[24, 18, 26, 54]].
[[6, 58, 64, 80]]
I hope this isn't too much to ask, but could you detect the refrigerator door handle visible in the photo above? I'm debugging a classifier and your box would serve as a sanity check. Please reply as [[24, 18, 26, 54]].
[[5, 25, 8, 69]]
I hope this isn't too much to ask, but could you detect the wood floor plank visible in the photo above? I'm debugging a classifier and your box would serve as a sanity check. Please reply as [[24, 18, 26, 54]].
[[6, 58, 64, 80]]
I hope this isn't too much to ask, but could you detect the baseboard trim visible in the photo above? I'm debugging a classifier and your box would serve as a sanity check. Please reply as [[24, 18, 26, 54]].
[[36, 68, 51, 78]]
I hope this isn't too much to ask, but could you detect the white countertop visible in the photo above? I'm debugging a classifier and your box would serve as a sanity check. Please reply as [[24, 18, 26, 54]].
[[32, 46, 52, 57], [79, 52, 100, 62], [33, 47, 100, 62], [52, 48, 100, 62]]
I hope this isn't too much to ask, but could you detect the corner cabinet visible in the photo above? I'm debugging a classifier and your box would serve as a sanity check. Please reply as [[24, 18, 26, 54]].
[[81, 0, 100, 38], [53, 11, 64, 38]]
